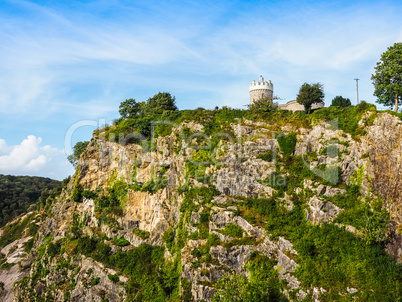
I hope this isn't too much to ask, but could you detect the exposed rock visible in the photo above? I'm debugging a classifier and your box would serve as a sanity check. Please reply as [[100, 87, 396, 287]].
[[210, 245, 253, 273], [306, 196, 342, 224], [2, 111, 402, 302]]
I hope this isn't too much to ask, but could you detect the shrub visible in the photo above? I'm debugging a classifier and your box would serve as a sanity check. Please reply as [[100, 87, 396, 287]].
[[260, 172, 287, 191], [223, 236, 257, 249], [276, 132, 297, 156], [81, 190, 97, 199], [24, 238, 34, 253], [256, 150, 275, 162], [133, 229, 150, 239], [321, 145, 339, 158], [47, 241, 61, 258], [220, 223, 244, 237], [108, 274, 119, 283], [313, 165, 343, 186], [199, 212, 210, 223], [71, 185, 82, 202], [162, 228, 175, 253], [91, 277, 100, 285], [112, 237, 130, 246], [191, 248, 202, 258], [207, 233, 221, 248]]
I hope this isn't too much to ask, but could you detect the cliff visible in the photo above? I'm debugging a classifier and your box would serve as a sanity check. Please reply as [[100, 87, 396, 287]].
[[1, 107, 402, 301]]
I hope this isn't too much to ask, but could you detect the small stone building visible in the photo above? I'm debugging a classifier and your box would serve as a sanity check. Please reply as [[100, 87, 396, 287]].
[[278, 100, 325, 112]]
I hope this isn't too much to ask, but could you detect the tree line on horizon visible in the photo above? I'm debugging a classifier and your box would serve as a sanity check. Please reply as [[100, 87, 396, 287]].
[[0, 174, 62, 227]]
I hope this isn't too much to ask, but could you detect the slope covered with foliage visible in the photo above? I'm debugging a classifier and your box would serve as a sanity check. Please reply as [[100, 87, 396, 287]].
[[0, 174, 62, 227], [2, 97, 402, 301]]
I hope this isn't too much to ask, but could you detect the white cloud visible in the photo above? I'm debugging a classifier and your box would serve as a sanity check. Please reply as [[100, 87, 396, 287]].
[[0, 135, 74, 180]]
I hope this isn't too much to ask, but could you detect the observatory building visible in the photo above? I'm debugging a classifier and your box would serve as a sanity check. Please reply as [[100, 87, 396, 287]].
[[249, 75, 273, 105]]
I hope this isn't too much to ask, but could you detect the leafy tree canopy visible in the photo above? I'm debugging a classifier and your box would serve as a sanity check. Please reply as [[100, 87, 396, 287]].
[[67, 141, 89, 168], [331, 96, 351, 107], [296, 82, 324, 114], [119, 98, 141, 119], [118, 92, 178, 120], [143, 92, 178, 116], [371, 42, 402, 112]]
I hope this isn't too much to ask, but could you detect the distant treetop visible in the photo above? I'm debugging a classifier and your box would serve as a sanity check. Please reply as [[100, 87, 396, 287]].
[[331, 96, 351, 107], [371, 42, 402, 112]]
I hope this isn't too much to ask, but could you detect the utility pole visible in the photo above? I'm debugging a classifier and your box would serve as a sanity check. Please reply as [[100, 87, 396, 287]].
[[354, 78, 359, 105]]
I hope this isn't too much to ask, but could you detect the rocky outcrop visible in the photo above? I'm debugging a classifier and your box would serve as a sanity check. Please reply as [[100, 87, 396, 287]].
[[1, 111, 402, 301]]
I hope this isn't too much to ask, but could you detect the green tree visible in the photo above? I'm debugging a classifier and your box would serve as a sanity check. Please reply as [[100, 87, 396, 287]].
[[143, 92, 178, 115], [119, 98, 141, 118], [371, 42, 402, 112], [296, 82, 324, 113], [331, 95, 351, 107], [212, 273, 264, 302], [247, 96, 278, 112], [67, 141, 89, 168]]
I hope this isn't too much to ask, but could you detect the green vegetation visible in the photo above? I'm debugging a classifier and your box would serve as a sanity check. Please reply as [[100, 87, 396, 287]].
[[112, 236, 130, 246], [0, 213, 38, 247], [0, 174, 61, 227], [133, 229, 150, 239], [91, 277, 100, 285], [296, 82, 325, 113], [220, 224, 244, 237], [67, 141, 89, 168], [311, 101, 377, 139], [321, 145, 339, 158], [213, 254, 288, 302], [236, 149, 402, 301], [104, 92, 179, 147], [331, 95, 351, 107], [256, 150, 275, 162], [107, 274, 119, 283], [119, 98, 141, 119], [276, 132, 297, 156], [248, 96, 278, 113], [11, 91, 402, 301], [371, 42, 402, 112], [71, 237, 172, 301]]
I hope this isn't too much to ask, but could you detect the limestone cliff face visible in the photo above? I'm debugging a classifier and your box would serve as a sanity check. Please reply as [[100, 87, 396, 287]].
[[1, 112, 402, 302], [365, 113, 402, 259]]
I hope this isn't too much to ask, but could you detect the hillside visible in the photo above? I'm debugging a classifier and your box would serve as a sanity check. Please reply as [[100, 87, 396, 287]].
[[0, 174, 62, 227], [1, 104, 402, 301]]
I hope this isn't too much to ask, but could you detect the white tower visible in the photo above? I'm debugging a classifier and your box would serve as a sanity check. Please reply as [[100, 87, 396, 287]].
[[249, 75, 274, 105]]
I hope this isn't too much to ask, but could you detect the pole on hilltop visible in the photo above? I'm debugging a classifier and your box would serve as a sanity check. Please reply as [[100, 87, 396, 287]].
[[354, 78, 359, 105]]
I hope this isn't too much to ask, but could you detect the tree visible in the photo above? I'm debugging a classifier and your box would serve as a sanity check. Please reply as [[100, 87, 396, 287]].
[[331, 95, 351, 107], [371, 42, 402, 112], [119, 98, 141, 119], [143, 92, 177, 115], [247, 96, 278, 113], [296, 82, 324, 113], [67, 141, 89, 168]]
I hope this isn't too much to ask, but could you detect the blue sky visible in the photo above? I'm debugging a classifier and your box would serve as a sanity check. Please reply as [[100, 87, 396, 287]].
[[0, 0, 401, 180]]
